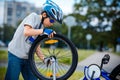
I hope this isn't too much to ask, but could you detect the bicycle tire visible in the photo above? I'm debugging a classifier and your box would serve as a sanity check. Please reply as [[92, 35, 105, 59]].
[[109, 64, 120, 80], [28, 34, 78, 80]]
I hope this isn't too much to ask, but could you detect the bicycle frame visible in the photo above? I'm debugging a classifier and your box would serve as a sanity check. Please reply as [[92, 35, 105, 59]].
[[101, 69, 110, 80]]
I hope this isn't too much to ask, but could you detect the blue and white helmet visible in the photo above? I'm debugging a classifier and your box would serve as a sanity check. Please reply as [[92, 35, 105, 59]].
[[42, 0, 63, 24]]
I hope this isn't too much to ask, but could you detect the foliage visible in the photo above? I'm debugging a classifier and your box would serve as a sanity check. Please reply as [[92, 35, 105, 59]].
[[110, 18, 120, 50], [0, 27, 3, 40], [1, 0, 120, 50], [2, 24, 16, 45], [68, 0, 120, 50]]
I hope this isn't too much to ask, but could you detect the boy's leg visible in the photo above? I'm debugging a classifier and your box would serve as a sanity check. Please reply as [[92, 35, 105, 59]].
[[5, 52, 21, 80], [21, 59, 37, 80]]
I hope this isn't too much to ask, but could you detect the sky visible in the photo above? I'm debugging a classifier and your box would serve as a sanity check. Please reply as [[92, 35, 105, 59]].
[[0, 0, 75, 25]]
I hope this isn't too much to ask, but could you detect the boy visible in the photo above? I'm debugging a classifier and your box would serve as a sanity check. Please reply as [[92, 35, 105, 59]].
[[5, 0, 63, 80]]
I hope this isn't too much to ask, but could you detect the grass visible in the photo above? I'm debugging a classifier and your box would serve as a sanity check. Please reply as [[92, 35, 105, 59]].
[[1, 48, 119, 80], [0, 50, 8, 62], [41, 48, 96, 64], [0, 67, 24, 80], [114, 52, 120, 56], [68, 71, 84, 80], [0, 67, 6, 80], [77, 49, 95, 62], [0, 49, 95, 80], [0, 67, 84, 80]]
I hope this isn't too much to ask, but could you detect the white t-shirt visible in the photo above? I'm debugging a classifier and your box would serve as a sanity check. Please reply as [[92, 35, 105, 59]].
[[8, 12, 43, 59]]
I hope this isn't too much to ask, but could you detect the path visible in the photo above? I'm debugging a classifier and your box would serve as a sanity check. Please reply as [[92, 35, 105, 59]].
[[76, 51, 120, 73]]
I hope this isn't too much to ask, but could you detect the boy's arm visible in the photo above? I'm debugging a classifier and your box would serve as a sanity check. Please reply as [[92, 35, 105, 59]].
[[24, 25, 55, 38], [36, 44, 45, 61], [36, 45, 51, 66], [24, 25, 43, 36], [24, 25, 45, 60]]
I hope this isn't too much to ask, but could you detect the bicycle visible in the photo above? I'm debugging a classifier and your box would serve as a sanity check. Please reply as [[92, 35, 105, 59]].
[[28, 34, 78, 80], [83, 54, 120, 80], [28, 33, 120, 80]]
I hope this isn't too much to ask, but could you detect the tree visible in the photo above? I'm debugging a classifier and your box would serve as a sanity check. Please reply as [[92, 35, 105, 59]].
[[72, 0, 120, 50], [0, 27, 3, 40], [3, 24, 15, 45], [110, 18, 120, 51]]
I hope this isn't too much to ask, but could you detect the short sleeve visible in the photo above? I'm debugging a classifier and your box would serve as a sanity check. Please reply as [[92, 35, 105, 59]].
[[24, 13, 37, 28]]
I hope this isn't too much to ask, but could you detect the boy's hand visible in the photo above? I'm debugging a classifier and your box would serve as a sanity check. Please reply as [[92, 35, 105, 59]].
[[48, 31, 56, 38], [43, 28, 56, 38], [43, 57, 51, 67]]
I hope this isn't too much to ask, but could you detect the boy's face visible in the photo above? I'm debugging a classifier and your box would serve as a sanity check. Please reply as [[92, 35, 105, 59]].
[[43, 17, 55, 27], [42, 12, 55, 27]]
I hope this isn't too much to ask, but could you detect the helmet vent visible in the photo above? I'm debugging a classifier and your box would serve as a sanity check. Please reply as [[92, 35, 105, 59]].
[[51, 8, 56, 15]]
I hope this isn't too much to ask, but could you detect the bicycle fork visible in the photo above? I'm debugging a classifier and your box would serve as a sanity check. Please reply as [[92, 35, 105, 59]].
[[51, 57, 56, 80]]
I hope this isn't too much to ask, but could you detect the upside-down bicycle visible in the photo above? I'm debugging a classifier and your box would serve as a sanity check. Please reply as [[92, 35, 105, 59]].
[[83, 54, 120, 80]]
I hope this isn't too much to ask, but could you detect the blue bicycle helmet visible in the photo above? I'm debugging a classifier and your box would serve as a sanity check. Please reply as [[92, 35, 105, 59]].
[[42, 0, 63, 24]]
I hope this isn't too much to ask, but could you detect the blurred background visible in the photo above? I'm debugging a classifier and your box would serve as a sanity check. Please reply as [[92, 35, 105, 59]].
[[0, 0, 120, 80], [0, 0, 120, 51]]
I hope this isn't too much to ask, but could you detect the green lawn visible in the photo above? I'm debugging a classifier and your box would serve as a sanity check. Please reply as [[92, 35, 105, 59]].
[[77, 49, 95, 62], [0, 67, 6, 80], [1, 49, 119, 80], [0, 50, 8, 62], [68, 71, 84, 80], [0, 49, 95, 80], [0, 67, 83, 80], [114, 52, 120, 56], [0, 67, 24, 80]]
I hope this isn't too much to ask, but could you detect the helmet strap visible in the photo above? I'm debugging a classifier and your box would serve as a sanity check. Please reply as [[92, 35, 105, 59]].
[[41, 16, 44, 24], [41, 11, 49, 24], [39, 16, 48, 29]]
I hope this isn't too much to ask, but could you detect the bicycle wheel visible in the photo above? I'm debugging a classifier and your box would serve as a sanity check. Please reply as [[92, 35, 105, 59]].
[[28, 34, 78, 80], [109, 64, 120, 80]]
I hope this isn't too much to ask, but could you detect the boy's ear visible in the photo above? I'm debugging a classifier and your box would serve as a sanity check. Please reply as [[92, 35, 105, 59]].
[[42, 12, 47, 18]]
